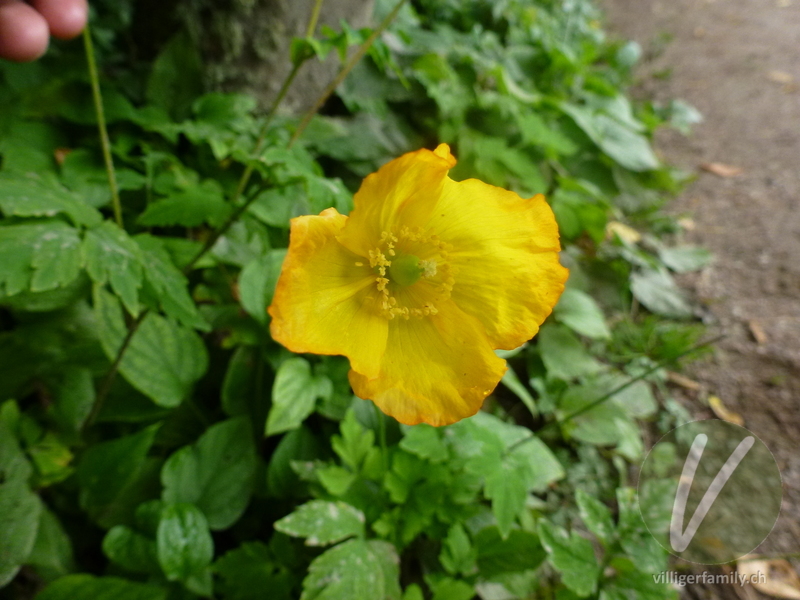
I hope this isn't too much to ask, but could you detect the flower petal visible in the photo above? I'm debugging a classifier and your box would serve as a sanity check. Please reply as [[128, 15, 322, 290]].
[[348, 299, 507, 426], [337, 144, 457, 256], [427, 180, 569, 349], [269, 208, 388, 378]]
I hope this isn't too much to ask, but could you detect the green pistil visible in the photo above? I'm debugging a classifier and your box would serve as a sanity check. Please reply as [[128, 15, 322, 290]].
[[389, 254, 423, 287]]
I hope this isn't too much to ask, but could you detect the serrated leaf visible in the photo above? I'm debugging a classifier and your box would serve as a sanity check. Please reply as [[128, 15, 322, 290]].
[[161, 417, 257, 530], [554, 288, 611, 340], [138, 180, 231, 228], [474, 527, 546, 577], [274, 500, 365, 546], [239, 250, 286, 324], [301, 539, 400, 600], [84, 222, 144, 315], [94, 288, 208, 408], [576, 490, 615, 544], [439, 523, 476, 576], [266, 358, 328, 436], [156, 503, 214, 582], [0, 171, 102, 227], [135, 234, 208, 331], [538, 521, 600, 598], [331, 409, 376, 471], [0, 221, 82, 296], [616, 488, 667, 574], [399, 424, 448, 463], [630, 269, 693, 318], [35, 574, 168, 600]]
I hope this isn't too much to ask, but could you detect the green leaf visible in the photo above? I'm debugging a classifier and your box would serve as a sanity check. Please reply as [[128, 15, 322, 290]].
[[600, 564, 677, 600], [221, 346, 261, 417], [0, 221, 82, 297], [538, 521, 600, 598], [156, 503, 214, 582], [500, 366, 538, 417], [84, 222, 144, 316], [102, 525, 160, 574], [138, 180, 231, 228], [576, 490, 615, 544], [399, 424, 448, 463], [439, 524, 476, 576], [616, 488, 667, 574], [630, 269, 693, 318], [239, 250, 287, 324], [215, 542, 292, 600], [26, 509, 75, 583], [76, 424, 160, 528], [146, 31, 203, 120], [474, 527, 546, 578], [0, 171, 102, 227], [554, 288, 611, 340], [0, 423, 42, 587], [266, 358, 328, 436], [561, 103, 659, 172], [658, 245, 712, 274], [94, 288, 209, 408], [517, 113, 578, 157], [538, 324, 603, 380], [332, 409, 377, 472], [35, 574, 168, 600], [428, 577, 475, 600], [266, 426, 321, 498], [274, 500, 365, 546], [135, 235, 208, 331], [301, 539, 400, 600], [50, 368, 95, 434], [161, 417, 258, 530]]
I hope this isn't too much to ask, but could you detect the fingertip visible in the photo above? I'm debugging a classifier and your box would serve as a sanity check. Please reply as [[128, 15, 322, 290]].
[[33, 0, 87, 40], [0, 1, 49, 62]]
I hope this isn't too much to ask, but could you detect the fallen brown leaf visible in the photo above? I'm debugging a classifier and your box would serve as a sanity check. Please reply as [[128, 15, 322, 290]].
[[748, 320, 768, 345], [768, 70, 794, 85], [667, 371, 702, 390], [700, 162, 743, 177], [738, 557, 800, 600], [708, 395, 745, 426]]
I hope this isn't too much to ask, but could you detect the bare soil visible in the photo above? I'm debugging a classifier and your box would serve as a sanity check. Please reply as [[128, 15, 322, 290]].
[[600, 0, 800, 596]]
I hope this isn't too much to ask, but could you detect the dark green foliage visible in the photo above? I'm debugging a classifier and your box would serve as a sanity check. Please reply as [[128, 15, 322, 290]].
[[0, 0, 707, 598]]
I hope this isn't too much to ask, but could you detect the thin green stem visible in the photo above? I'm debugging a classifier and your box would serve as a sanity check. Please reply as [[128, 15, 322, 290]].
[[306, 0, 325, 37], [83, 27, 122, 227], [289, 0, 409, 146], [504, 334, 724, 455]]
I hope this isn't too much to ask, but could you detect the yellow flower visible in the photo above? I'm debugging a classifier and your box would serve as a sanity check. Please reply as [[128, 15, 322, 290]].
[[268, 144, 568, 426]]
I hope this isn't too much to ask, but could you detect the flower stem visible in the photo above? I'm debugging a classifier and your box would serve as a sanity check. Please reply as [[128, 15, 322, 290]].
[[289, 0, 409, 146], [306, 0, 325, 37], [83, 26, 122, 227]]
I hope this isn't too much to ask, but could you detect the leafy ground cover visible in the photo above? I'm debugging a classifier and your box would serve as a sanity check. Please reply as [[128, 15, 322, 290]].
[[0, 0, 710, 598]]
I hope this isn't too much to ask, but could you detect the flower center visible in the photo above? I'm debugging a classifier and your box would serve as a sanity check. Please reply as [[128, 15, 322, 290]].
[[359, 227, 456, 320], [389, 254, 424, 287]]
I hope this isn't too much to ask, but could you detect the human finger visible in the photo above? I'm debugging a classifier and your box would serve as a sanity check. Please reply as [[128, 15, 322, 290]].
[[0, 0, 49, 62], [32, 0, 87, 40]]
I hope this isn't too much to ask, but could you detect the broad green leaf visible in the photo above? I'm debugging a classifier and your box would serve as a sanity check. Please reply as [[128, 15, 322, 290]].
[[538, 521, 600, 598], [238, 249, 287, 324], [215, 542, 292, 600], [517, 113, 578, 156], [658, 245, 712, 274], [266, 358, 328, 436], [50, 368, 95, 434], [138, 180, 231, 228], [94, 288, 208, 408], [266, 426, 321, 498], [76, 424, 160, 528], [35, 574, 168, 600], [301, 539, 400, 600], [102, 525, 160, 574], [554, 288, 611, 340], [439, 523, 476, 576], [156, 503, 214, 582], [84, 222, 144, 315], [135, 235, 208, 331], [274, 500, 365, 546], [576, 490, 615, 544], [161, 417, 257, 530], [630, 269, 693, 318], [558, 382, 630, 446], [26, 509, 75, 583], [146, 30, 203, 120], [428, 577, 475, 600], [0, 171, 102, 227], [538, 324, 603, 380], [0, 423, 42, 587], [0, 221, 82, 296], [221, 346, 260, 417], [474, 527, 546, 578]]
